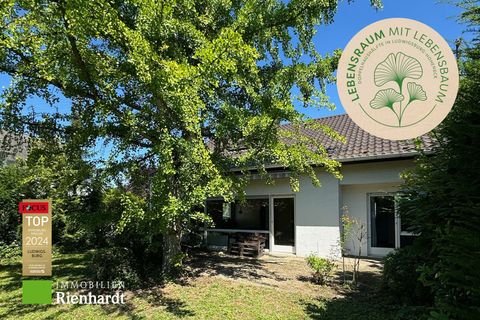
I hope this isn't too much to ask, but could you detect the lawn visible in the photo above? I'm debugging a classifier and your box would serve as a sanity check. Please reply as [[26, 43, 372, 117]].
[[0, 252, 424, 319]]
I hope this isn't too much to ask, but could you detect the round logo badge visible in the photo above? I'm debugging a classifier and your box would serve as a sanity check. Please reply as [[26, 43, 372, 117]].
[[337, 18, 459, 140]]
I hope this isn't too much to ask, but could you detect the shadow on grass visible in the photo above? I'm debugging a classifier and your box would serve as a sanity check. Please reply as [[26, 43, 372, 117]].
[[52, 253, 92, 280], [0, 251, 197, 319], [134, 289, 195, 318], [0, 255, 85, 319], [0, 263, 22, 293], [92, 284, 195, 319], [96, 298, 145, 320], [95, 292, 195, 319], [300, 268, 427, 320], [303, 294, 427, 320], [182, 250, 288, 285]]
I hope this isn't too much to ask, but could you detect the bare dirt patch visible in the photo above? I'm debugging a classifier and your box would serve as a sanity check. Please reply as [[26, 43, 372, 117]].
[[182, 251, 383, 298]]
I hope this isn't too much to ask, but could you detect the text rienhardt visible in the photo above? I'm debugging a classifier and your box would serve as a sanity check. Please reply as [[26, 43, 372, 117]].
[[55, 291, 125, 305]]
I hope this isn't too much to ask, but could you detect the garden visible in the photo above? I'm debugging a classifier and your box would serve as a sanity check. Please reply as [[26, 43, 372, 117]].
[[0, 0, 479, 319], [1, 250, 426, 320]]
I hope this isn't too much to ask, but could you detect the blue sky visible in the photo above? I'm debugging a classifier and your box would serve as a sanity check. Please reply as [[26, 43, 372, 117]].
[[0, 0, 468, 121], [301, 0, 468, 118]]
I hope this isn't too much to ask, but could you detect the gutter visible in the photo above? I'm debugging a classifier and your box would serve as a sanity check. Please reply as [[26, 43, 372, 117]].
[[230, 150, 434, 172], [337, 151, 434, 164]]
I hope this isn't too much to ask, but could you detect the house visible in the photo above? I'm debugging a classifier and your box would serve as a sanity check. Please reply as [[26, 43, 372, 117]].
[[0, 131, 28, 165], [205, 114, 435, 258]]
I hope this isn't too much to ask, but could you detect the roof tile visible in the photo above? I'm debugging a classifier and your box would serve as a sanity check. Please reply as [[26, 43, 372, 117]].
[[282, 114, 435, 162]]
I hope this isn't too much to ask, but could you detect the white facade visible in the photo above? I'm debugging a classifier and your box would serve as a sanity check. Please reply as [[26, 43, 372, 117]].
[[0, 132, 28, 165], [243, 170, 341, 257], [222, 159, 413, 258], [339, 159, 414, 257], [206, 158, 414, 258]]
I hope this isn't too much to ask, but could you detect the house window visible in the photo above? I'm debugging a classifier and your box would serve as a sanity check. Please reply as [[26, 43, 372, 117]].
[[222, 203, 231, 220], [206, 198, 269, 231], [369, 194, 418, 251]]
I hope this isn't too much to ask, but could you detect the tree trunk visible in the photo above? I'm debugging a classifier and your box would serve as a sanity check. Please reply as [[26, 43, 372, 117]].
[[352, 260, 357, 284], [162, 231, 183, 275]]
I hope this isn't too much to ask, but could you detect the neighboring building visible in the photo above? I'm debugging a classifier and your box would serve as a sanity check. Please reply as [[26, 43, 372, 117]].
[[205, 114, 435, 258], [0, 131, 28, 165]]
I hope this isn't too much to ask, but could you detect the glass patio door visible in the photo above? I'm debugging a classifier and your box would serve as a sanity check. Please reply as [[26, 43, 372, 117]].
[[368, 194, 397, 256], [271, 197, 295, 253]]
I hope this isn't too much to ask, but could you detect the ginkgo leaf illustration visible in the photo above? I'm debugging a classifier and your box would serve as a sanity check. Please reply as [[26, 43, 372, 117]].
[[374, 52, 423, 88], [370, 88, 404, 110], [406, 82, 427, 103]]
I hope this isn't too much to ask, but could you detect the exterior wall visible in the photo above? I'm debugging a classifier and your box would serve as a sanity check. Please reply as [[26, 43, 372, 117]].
[[0, 132, 28, 165], [339, 159, 413, 185], [339, 159, 414, 257], [216, 158, 415, 258], [244, 169, 341, 258], [341, 183, 399, 257]]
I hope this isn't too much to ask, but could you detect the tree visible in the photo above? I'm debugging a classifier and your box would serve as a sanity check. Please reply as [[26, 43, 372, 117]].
[[0, 161, 26, 245], [0, 138, 101, 246], [0, 0, 381, 272], [340, 208, 366, 286], [391, 3, 480, 318]]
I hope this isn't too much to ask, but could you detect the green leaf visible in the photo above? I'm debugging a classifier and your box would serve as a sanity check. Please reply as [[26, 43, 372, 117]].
[[374, 52, 423, 88], [370, 88, 404, 110], [406, 82, 427, 103]]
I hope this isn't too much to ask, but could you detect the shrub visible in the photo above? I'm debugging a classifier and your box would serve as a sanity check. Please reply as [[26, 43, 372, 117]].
[[382, 246, 432, 305], [90, 247, 142, 288], [0, 164, 26, 245], [57, 230, 90, 253], [306, 254, 336, 285]]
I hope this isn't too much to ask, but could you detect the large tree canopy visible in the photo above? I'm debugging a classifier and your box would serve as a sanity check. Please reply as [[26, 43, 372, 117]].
[[0, 0, 381, 269]]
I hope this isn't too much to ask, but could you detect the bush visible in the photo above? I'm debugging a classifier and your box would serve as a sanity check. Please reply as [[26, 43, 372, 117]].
[[0, 164, 26, 245], [90, 247, 142, 288], [0, 241, 21, 263], [57, 230, 90, 253], [382, 246, 432, 305], [306, 254, 336, 285]]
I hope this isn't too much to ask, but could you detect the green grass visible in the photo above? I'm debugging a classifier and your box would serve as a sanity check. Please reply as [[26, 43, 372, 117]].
[[0, 252, 425, 319]]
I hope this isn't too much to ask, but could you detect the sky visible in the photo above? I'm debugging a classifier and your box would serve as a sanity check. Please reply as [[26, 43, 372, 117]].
[[300, 0, 469, 118], [0, 0, 469, 121]]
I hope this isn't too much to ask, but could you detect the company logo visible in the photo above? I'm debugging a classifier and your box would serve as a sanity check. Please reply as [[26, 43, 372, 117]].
[[19, 202, 49, 214], [337, 18, 459, 140], [20, 199, 52, 276], [55, 281, 126, 305], [22, 280, 126, 305]]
